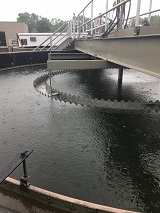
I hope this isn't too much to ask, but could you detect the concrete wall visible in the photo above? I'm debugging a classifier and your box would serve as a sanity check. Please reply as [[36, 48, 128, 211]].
[[0, 22, 28, 46], [0, 51, 48, 69]]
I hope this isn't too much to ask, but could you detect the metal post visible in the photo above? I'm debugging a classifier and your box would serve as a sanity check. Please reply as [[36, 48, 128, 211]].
[[22, 160, 28, 178], [135, 0, 141, 26], [77, 17, 79, 38], [50, 37, 52, 53], [49, 71, 52, 96], [70, 20, 72, 37], [73, 13, 76, 39], [91, 0, 93, 35], [116, 0, 120, 29], [83, 11, 85, 36], [148, 0, 152, 23], [119, 0, 124, 29], [20, 151, 31, 190], [86, 23, 88, 35], [118, 67, 123, 84], [105, 0, 109, 31]]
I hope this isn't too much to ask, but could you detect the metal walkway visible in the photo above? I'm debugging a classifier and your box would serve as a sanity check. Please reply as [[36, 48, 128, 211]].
[[74, 27, 160, 78], [46, 0, 160, 79]]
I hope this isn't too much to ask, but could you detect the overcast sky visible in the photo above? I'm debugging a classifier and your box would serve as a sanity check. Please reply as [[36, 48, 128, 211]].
[[0, 0, 159, 22]]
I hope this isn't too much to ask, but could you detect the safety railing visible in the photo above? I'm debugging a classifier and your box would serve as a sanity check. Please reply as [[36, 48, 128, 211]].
[[0, 150, 33, 191], [46, 25, 72, 51], [75, 0, 131, 37], [73, 0, 160, 38], [32, 0, 160, 51], [33, 21, 70, 51], [130, 1, 160, 27]]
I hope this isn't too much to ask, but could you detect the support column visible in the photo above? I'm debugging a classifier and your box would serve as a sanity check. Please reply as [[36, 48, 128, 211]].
[[117, 67, 123, 97], [118, 67, 123, 84], [49, 71, 52, 95]]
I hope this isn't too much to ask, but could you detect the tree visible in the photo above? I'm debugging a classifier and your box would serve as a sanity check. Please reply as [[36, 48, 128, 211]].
[[150, 15, 160, 26], [129, 15, 160, 27], [36, 18, 52, 32], [17, 12, 66, 33], [50, 18, 66, 32], [17, 12, 38, 32]]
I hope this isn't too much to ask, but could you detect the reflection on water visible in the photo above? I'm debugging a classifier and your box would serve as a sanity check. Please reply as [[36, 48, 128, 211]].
[[0, 67, 160, 213]]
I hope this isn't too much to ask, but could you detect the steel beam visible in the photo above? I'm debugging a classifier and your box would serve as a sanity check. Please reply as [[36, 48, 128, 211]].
[[75, 35, 160, 78], [47, 60, 108, 70], [48, 53, 93, 60], [1, 177, 140, 213]]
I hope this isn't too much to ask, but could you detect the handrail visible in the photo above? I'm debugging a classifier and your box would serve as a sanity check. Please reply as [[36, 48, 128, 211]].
[[75, 0, 160, 37], [32, 0, 160, 51], [128, 8, 160, 21], [42, 25, 71, 51], [0, 150, 33, 190], [33, 21, 68, 51], [77, 0, 93, 17], [47, 31, 71, 51], [77, 0, 130, 30]]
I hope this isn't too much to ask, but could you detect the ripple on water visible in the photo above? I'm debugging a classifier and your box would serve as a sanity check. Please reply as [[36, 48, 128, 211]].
[[0, 67, 160, 213]]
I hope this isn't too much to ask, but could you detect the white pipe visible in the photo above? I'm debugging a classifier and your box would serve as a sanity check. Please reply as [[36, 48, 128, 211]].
[[148, 0, 152, 23], [135, 0, 141, 26]]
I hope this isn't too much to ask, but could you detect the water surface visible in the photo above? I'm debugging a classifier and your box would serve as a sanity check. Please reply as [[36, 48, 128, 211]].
[[0, 66, 160, 213]]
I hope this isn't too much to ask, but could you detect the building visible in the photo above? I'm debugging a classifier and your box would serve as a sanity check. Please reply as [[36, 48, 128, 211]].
[[0, 22, 28, 46]]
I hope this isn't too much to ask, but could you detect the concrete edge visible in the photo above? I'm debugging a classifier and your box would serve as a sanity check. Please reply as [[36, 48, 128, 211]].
[[1, 177, 140, 213]]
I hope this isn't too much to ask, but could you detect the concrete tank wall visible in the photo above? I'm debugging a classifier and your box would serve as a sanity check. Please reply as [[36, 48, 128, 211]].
[[0, 51, 48, 69]]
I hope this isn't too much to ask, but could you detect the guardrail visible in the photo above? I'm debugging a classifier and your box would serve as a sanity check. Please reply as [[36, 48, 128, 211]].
[[0, 150, 33, 190], [32, 0, 160, 51], [74, 0, 160, 37], [76, 0, 130, 37], [33, 21, 70, 52]]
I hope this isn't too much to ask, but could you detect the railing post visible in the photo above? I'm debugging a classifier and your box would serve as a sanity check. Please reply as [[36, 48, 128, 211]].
[[50, 37, 52, 53], [20, 151, 31, 191], [91, 0, 93, 36], [73, 13, 76, 39], [120, 0, 125, 29], [135, 0, 141, 26], [105, 0, 109, 31], [148, 0, 152, 23], [83, 10, 85, 36], [22, 159, 28, 178], [70, 20, 72, 38], [77, 17, 79, 38], [49, 71, 52, 96]]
